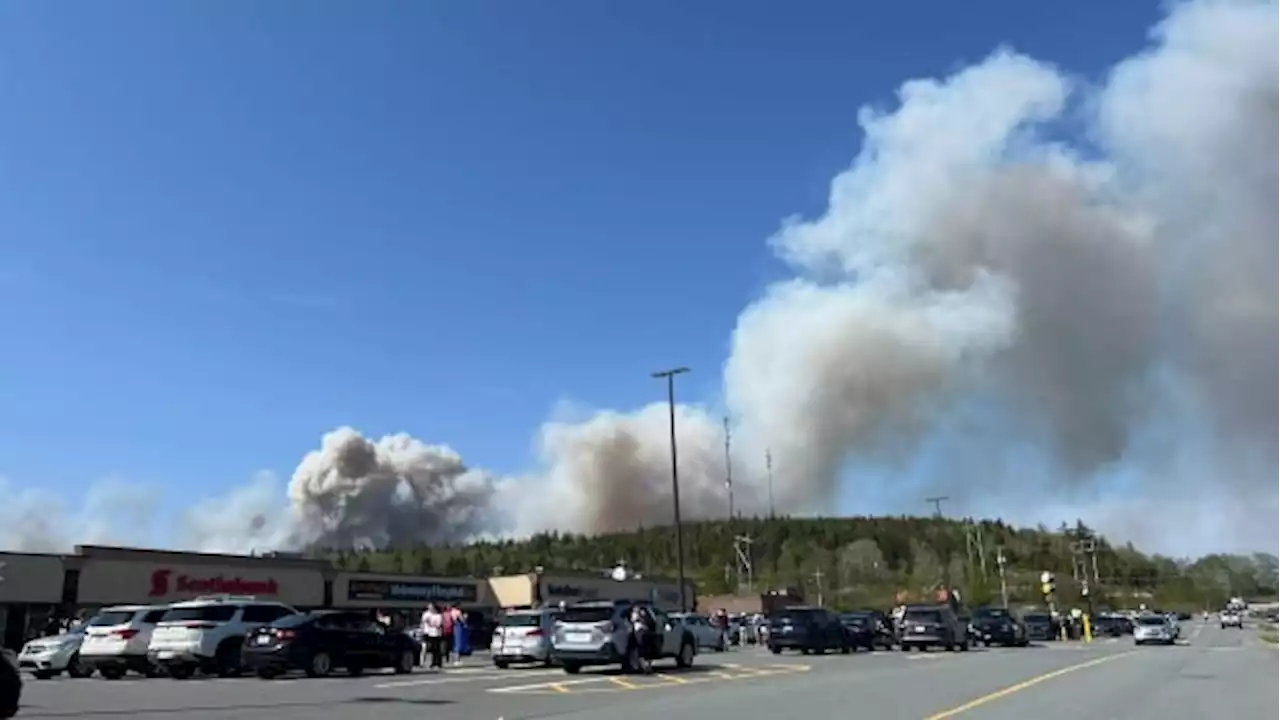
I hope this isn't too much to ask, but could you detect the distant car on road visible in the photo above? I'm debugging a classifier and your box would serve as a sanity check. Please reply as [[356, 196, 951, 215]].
[[1022, 612, 1058, 641], [670, 613, 727, 652], [1133, 615, 1176, 645], [1220, 611, 1243, 629]]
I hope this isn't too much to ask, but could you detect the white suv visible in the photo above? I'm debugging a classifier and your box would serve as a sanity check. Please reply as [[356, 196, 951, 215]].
[[79, 605, 171, 679], [147, 595, 298, 679]]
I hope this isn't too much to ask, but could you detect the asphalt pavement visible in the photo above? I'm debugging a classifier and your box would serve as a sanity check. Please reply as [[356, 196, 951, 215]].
[[14, 621, 1277, 719]]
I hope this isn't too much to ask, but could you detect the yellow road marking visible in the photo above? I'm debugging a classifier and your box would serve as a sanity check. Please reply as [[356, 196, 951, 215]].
[[488, 663, 811, 695], [923, 652, 1133, 720]]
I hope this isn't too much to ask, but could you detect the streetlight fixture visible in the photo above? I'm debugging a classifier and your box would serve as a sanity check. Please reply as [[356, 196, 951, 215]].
[[652, 366, 690, 613]]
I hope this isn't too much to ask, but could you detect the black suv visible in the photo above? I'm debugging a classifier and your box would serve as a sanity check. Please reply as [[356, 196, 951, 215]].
[[839, 611, 896, 650], [969, 606, 1029, 647], [898, 604, 969, 652], [768, 606, 851, 655]]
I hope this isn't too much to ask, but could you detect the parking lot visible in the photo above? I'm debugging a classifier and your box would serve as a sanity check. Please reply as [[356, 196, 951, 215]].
[[15, 635, 1141, 712]]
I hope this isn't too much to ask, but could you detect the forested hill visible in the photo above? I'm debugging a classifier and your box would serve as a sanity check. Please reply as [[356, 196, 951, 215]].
[[326, 516, 1278, 611]]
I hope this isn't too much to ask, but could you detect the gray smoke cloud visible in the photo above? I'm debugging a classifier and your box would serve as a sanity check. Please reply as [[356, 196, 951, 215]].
[[2, 0, 1274, 556]]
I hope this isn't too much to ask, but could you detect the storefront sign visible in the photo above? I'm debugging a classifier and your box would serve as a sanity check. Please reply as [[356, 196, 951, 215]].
[[543, 583, 600, 600], [346, 579, 478, 603], [77, 559, 325, 607], [147, 569, 280, 598]]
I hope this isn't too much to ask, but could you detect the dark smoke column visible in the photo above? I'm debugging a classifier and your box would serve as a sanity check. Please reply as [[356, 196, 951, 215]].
[[652, 365, 691, 613]]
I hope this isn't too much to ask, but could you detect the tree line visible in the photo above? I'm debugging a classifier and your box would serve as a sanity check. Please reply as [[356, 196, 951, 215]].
[[323, 516, 1278, 612]]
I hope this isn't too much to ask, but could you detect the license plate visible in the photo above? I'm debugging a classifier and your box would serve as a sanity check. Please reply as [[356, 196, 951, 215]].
[[915, 625, 926, 633], [156, 650, 175, 659], [252, 635, 272, 645], [565, 632, 592, 644]]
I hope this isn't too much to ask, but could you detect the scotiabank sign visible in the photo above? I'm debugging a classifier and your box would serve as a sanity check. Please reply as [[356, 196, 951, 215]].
[[147, 569, 280, 598], [76, 559, 325, 607]]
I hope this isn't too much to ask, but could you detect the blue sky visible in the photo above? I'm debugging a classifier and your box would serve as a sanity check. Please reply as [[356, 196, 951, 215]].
[[0, 1, 1162, 527]]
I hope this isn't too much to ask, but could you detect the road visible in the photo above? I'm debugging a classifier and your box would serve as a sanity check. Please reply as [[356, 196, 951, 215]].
[[14, 621, 1277, 719]]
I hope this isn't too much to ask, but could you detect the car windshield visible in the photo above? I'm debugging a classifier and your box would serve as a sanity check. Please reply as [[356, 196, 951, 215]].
[[904, 610, 943, 623], [1138, 616, 1167, 626], [87, 611, 138, 627], [500, 613, 542, 627], [268, 613, 315, 628], [841, 614, 870, 625], [162, 605, 237, 623], [562, 607, 614, 624], [1024, 613, 1050, 622]]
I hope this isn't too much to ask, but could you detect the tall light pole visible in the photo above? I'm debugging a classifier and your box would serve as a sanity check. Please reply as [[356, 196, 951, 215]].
[[652, 366, 690, 613]]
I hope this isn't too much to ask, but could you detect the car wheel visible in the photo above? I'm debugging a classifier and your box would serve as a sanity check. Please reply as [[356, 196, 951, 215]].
[[395, 650, 415, 675], [305, 652, 333, 678], [493, 660, 510, 669], [67, 655, 91, 678], [770, 645, 782, 655], [167, 664, 194, 680], [256, 668, 279, 680], [99, 666, 126, 680], [675, 641, 695, 669], [33, 670, 55, 680], [562, 662, 582, 675], [214, 640, 244, 678]]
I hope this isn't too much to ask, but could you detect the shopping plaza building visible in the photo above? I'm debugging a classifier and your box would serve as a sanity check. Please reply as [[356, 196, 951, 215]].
[[0, 545, 696, 650]]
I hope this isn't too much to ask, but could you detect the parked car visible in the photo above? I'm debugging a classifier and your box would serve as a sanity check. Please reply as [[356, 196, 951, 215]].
[[1022, 611, 1058, 641], [767, 606, 851, 655], [491, 608, 562, 668], [0, 648, 20, 719], [970, 607, 1029, 647], [550, 600, 696, 675], [79, 605, 171, 679], [838, 611, 895, 650], [242, 610, 417, 679], [671, 613, 728, 652], [898, 604, 969, 652], [148, 595, 298, 679], [16, 628, 90, 680]]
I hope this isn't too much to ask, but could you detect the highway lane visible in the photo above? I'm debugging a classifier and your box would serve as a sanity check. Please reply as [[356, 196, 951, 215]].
[[940, 621, 1278, 720], [14, 623, 1274, 719]]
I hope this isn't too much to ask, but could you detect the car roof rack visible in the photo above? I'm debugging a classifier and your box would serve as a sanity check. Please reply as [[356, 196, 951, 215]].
[[190, 594, 259, 603]]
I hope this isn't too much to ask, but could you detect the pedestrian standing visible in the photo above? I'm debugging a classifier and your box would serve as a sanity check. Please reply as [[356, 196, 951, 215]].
[[450, 606, 467, 665], [420, 604, 444, 669], [441, 604, 455, 665]]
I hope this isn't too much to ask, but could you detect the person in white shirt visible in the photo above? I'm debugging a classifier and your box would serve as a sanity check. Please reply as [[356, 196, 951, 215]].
[[420, 604, 444, 669]]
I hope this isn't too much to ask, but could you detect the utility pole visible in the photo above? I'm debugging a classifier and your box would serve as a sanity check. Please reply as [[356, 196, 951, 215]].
[[723, 416, 734, 523], [996, 548, 1009, 609], [926, 496, 949, 517], [812, 568, 825, 608], [975, 524, 988, 580], [652, 366, 691, 613], [765, 449, 775, 519], [926, 496, 950, 593], [734, 534, 755, 594]]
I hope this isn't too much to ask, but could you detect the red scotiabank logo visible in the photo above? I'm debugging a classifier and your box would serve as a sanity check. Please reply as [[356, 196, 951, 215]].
[[147, 568, 279, 598]]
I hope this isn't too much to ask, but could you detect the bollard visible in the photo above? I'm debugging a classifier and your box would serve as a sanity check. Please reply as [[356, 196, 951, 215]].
[[1083, 614, 1093, 643]]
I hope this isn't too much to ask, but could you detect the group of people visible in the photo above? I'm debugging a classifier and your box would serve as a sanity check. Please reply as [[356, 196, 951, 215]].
[[418, 603, 472, 669]]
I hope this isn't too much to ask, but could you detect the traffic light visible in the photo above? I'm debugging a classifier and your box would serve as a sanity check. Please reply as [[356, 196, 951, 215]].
[[1040, 571, 1056, 598]]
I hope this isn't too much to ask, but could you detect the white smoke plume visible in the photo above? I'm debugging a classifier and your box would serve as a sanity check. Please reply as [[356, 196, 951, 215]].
[[2, 0, 1274, 556]]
